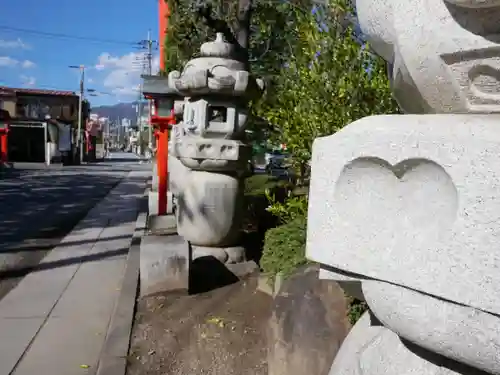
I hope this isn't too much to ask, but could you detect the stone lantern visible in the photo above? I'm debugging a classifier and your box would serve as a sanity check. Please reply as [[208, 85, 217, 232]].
[[306, 0, 500, 374], [167, 33, 264, 263]]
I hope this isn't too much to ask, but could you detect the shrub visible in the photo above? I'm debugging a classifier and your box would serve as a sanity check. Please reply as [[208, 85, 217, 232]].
[[244, 174, 290, 232], [266, 193, 308, 225], [346, 296, 368, 325], [244, 174, 288, 197], [261, 216, 308, 280]]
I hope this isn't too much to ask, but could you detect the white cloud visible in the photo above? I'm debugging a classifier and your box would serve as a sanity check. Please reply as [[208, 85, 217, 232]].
[[0, 56, 18, 67], [20, 75, 36, 86], [0, 57, 36, 69], [95, 52, 160, 98], [0, 38, 30, 49], [21, 60, 35, 68], [87, 78, 94, 84]]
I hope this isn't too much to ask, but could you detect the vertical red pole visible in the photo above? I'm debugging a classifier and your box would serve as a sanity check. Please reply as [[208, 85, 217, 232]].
[[0, 129, 8, 164], [159, 0, 169, 74], [157, 124, 168, 215], [155, 109, 175, 215], [157, 0, 171, 215]]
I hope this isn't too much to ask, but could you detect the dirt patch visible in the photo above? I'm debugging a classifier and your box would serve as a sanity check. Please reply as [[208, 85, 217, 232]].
[[127, 276, 272, 375]]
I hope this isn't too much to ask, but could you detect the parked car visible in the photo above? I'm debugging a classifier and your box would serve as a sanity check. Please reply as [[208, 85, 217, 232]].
[[265, 151, 294, 180]]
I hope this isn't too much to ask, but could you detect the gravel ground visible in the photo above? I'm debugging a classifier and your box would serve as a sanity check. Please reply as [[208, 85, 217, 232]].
[[127, 276, 272, 375]]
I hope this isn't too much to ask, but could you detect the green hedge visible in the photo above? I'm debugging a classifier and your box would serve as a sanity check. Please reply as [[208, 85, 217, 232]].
[[261, 216, 308, 280]]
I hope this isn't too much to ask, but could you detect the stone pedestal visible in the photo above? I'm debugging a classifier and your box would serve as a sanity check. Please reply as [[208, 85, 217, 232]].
[[139, 234, 189, 296]]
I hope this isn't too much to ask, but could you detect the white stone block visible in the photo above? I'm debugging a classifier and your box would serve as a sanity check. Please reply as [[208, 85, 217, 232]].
[[307, 114, 500, 316], [355, 0, 500, 114]]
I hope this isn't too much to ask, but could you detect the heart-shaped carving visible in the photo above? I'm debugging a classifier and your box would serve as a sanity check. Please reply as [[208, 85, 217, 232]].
[[334, 157, 458, 253], [441, 51, 500, 111], [469, 64, 500, 99]]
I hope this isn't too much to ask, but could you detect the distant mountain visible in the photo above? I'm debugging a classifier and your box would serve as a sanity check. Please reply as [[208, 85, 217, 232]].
[[91, 101, 141, 126]]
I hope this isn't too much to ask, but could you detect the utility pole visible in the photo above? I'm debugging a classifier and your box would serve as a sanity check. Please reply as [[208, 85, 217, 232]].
[[147, 30, 153, 155], [69, 64, 85, 164], [137, 84, 143, 155], [136, 30, 157, 158]]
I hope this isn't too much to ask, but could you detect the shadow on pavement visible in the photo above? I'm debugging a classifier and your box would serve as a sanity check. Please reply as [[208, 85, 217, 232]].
[[0, 234, 132, 254], [0, 168, 146, 300], [96, 157, 144, 163], [0, 247, 129, 280]]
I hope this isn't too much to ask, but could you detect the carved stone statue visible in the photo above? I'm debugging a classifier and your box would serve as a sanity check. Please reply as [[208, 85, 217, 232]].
[[306, 0, 500, 374]]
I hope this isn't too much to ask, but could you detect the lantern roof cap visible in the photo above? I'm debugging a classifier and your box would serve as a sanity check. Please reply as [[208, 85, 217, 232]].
[[141, 75, 182, 98]]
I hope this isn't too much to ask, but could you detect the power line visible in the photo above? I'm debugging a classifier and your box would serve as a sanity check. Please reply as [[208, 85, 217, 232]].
[[0, 25, 140, 46], [0, 81, 76, 92]]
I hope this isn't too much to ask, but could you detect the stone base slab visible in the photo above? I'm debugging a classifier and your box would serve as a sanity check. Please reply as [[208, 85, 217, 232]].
[[139, 232, 258, 296], [191, 245, 246, 264], [147, 214, 177, 235], [139, 234, 189, 297], [148, 190, 174, 216]]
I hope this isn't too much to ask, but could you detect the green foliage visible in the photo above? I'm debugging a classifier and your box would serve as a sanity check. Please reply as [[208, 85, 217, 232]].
[[265, 192, 308, 224], [346, 296, 368, 325], [163, 0, 208, 72], [244, 174, 290, 233], [244, 174, 288, 197], [261, 216, 308, 279], [161, 0, 315, 75], [256, 0, 399, 182]]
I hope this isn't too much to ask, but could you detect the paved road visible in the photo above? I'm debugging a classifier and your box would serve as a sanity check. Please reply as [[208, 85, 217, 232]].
[[0, 152, 148, 298]]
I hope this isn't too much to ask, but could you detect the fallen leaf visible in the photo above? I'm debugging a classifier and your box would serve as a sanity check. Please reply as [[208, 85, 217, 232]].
[[207, 317, 221, 324]]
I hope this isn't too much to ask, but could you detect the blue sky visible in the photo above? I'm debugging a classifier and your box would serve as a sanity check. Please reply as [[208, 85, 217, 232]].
[[0, 0, 160, 106]]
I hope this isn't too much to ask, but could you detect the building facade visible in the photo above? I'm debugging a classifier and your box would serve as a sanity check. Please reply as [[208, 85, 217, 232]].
[[0, 86, 90, 163]]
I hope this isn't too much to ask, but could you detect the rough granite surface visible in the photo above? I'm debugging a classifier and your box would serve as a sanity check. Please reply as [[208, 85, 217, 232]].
[[307, 114, 500, 316]]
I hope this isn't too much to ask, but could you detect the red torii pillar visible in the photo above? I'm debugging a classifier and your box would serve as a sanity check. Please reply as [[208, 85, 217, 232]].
[[155, 0, 172, 215], [0, 110, 10, 166], [159, 0, 170, 74], [150, 105, 176, 215], [0, 128, 8, 165]]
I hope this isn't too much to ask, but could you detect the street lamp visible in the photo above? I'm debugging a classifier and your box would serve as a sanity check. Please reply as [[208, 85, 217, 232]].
[[69, 64, 85, 164]]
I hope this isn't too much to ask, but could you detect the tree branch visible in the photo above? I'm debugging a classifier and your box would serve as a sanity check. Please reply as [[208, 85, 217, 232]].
[[236, 0, 252, 50]]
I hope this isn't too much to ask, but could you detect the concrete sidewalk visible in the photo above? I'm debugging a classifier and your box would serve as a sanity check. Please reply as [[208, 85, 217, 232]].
[[0, 170, 149, 375]]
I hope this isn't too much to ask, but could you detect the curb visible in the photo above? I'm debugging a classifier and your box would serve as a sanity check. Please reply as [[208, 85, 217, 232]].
[[96, 187, 149, 375]]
